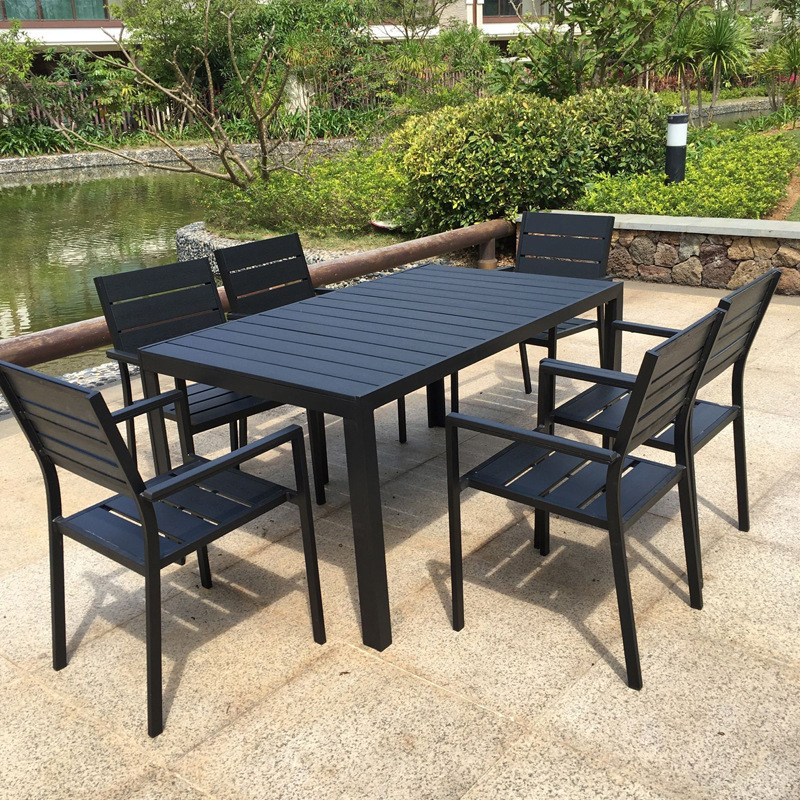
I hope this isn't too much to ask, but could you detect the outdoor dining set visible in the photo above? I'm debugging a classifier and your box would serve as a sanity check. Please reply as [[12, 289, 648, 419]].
[[0, 211, 780, 738]]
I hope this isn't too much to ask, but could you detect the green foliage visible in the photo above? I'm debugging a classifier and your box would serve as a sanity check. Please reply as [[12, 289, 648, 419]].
[[564, 87, 667, 175], [576, 133, 800, 218], [204, 145, 409, 235], [0, 123, 70, 157], [397, 94, 594, 233], [699, 8, 752, 107]]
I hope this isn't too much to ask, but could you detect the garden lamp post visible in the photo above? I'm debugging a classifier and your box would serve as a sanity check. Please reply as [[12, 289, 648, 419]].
[[666, 113, 689, 183]]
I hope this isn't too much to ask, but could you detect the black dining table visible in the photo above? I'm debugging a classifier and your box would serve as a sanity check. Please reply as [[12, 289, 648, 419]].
[[138, 263, 623, 651]]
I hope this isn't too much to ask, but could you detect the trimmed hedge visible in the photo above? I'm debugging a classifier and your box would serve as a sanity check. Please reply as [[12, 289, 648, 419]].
[[399, 94, 594, 233], [564, 87, 667, 176], [397, 88, 667, 233], [576, 133, 800, 219]]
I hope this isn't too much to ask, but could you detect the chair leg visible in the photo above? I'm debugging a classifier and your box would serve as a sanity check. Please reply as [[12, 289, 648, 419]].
[[547, 327, 558, 360], [119, 363, 137, 466], [238, 418, 248, 448], [533, 509, 550, 556], [519, 343, 532, 395], [145, 569, 163, 737], [49, 525, 67, 671], [732, 413, 750, 532], [297, 476, 326, 645], [306, 410, 328, 506], [607, 522, 642, 690], [397, 397, 407, 444], [450, 373, 459, 414], [197, 546, 213, 589], [446, 423, 464, 632], [677, 469, 703, 609], [229, 421, 239, 451], [449, 481, 464, 632], [596, 306, 606, 366]]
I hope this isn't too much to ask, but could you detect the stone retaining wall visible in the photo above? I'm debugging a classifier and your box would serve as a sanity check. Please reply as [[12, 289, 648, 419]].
[[0, 138, 356, 175], [608, 229, 800, 294]]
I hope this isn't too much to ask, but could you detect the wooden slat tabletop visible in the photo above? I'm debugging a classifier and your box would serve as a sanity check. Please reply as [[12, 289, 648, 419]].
[[140, 264, 620, 415]]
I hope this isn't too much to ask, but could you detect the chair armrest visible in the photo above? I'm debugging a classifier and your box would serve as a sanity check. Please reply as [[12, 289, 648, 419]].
[[611, 320, 679, 338], [111, 389, 186, 424], [226, 311, 248, 321], [106, 348, 140, 366], [313, 287, 335, 294], [497, 265, 515, 272], [142, 424, 303, 502], [446, 413, 619, 465], [539, 359, 637, 390]]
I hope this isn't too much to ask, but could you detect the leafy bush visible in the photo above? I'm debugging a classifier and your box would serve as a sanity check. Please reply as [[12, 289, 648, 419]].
[[0, 122, 69, 157], [398, 94, 594, 233], [576, 133, 800, 218], [564, 87, 667, 175], [204, 145, 409, 235]]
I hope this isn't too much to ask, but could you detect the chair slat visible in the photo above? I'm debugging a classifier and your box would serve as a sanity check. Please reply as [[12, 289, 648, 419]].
[[226, 256, 310, 297], [232, 280, 313, 316], [119, 311, 225, 353], [96, 257, 214, 303], [110, 284, 221, 331], [518, 233, 609, 263]]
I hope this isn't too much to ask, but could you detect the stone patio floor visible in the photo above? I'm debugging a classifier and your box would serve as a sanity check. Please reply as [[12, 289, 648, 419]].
[[1, 280, 800, 800]]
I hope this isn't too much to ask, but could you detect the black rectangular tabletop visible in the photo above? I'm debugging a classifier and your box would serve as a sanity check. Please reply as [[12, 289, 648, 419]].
[[139, 264, 621, 417]]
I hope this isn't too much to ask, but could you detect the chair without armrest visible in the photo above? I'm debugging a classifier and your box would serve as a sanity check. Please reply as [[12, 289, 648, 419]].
[[214, 233, 408, 472], [447, 309, 725, 690], [515, 211, 615, 394], [94, 257, 329, 505], [545, 269, 781, 532], [0, 360, 325, 738]]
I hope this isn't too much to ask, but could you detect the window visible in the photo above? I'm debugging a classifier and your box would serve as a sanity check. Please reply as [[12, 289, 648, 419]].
[[1, 0, 109, 21], [483, 0, 541, 17]]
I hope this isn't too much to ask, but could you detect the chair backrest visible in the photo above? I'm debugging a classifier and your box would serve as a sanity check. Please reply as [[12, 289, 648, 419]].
[[616, 309, 725, 455], [516, 211, 615, 280], [214, 233, 314, 316], [0, 361, 141, 497], [95, 257, 225, 355], [701, 268, 781, 387]]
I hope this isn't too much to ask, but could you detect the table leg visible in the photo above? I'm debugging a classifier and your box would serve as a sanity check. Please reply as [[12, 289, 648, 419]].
[[603, 287, 624, 372], [344, 408, 392, 651], [426, 379, 446, 428], [140, 369, 171, 475]]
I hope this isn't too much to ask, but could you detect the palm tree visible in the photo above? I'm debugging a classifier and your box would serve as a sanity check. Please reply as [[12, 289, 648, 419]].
[[699, 9, 752, 123], [663, 13, 702, 120]]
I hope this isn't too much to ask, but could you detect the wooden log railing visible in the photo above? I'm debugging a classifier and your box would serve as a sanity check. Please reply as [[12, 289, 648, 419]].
[[0, 219, 515, 368]]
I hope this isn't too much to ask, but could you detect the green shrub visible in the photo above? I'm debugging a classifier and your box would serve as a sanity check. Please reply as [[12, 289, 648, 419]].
[[204, 145, 409, 235], [398, 94, 594, 233], [576, 132, 800, 218], [0, 122, 69, 157], [564, 87, 667, 175]]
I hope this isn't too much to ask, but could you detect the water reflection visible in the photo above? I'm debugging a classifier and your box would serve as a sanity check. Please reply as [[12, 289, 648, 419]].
[[0, 165, 205, 373]]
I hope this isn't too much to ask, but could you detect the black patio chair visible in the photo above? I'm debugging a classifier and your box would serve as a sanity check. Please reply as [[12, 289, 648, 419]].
[[0, 360, 325, 738], [542, 268, 781, 533], [215, 233, 410, 447], [95, 257, 329, 504], [516, 211, 615, 394], [446, 308, 725, 690]]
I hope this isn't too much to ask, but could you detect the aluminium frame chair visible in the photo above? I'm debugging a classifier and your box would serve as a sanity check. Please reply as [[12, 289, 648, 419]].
[[542, 269, 781, 533], [515, 211, 615, 394], [446, 309, 725, 689], [0, 360, 325, 738], [215, 233, 410, 450], [94, 257, 329, 505]]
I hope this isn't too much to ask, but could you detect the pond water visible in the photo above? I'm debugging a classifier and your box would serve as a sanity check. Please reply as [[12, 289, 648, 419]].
[[0, 165, 205, 374]]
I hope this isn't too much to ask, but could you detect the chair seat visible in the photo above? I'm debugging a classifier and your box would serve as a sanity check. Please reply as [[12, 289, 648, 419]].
[[553, 385, 740, 452], [525, 316, 598, 346], [164, 383, 281, 432], [58, 458, 289, 573], [467, 442, 681, 526]]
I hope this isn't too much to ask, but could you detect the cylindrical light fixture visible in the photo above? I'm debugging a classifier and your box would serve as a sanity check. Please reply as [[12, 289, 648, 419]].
[[665, 112, 689, 184]]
